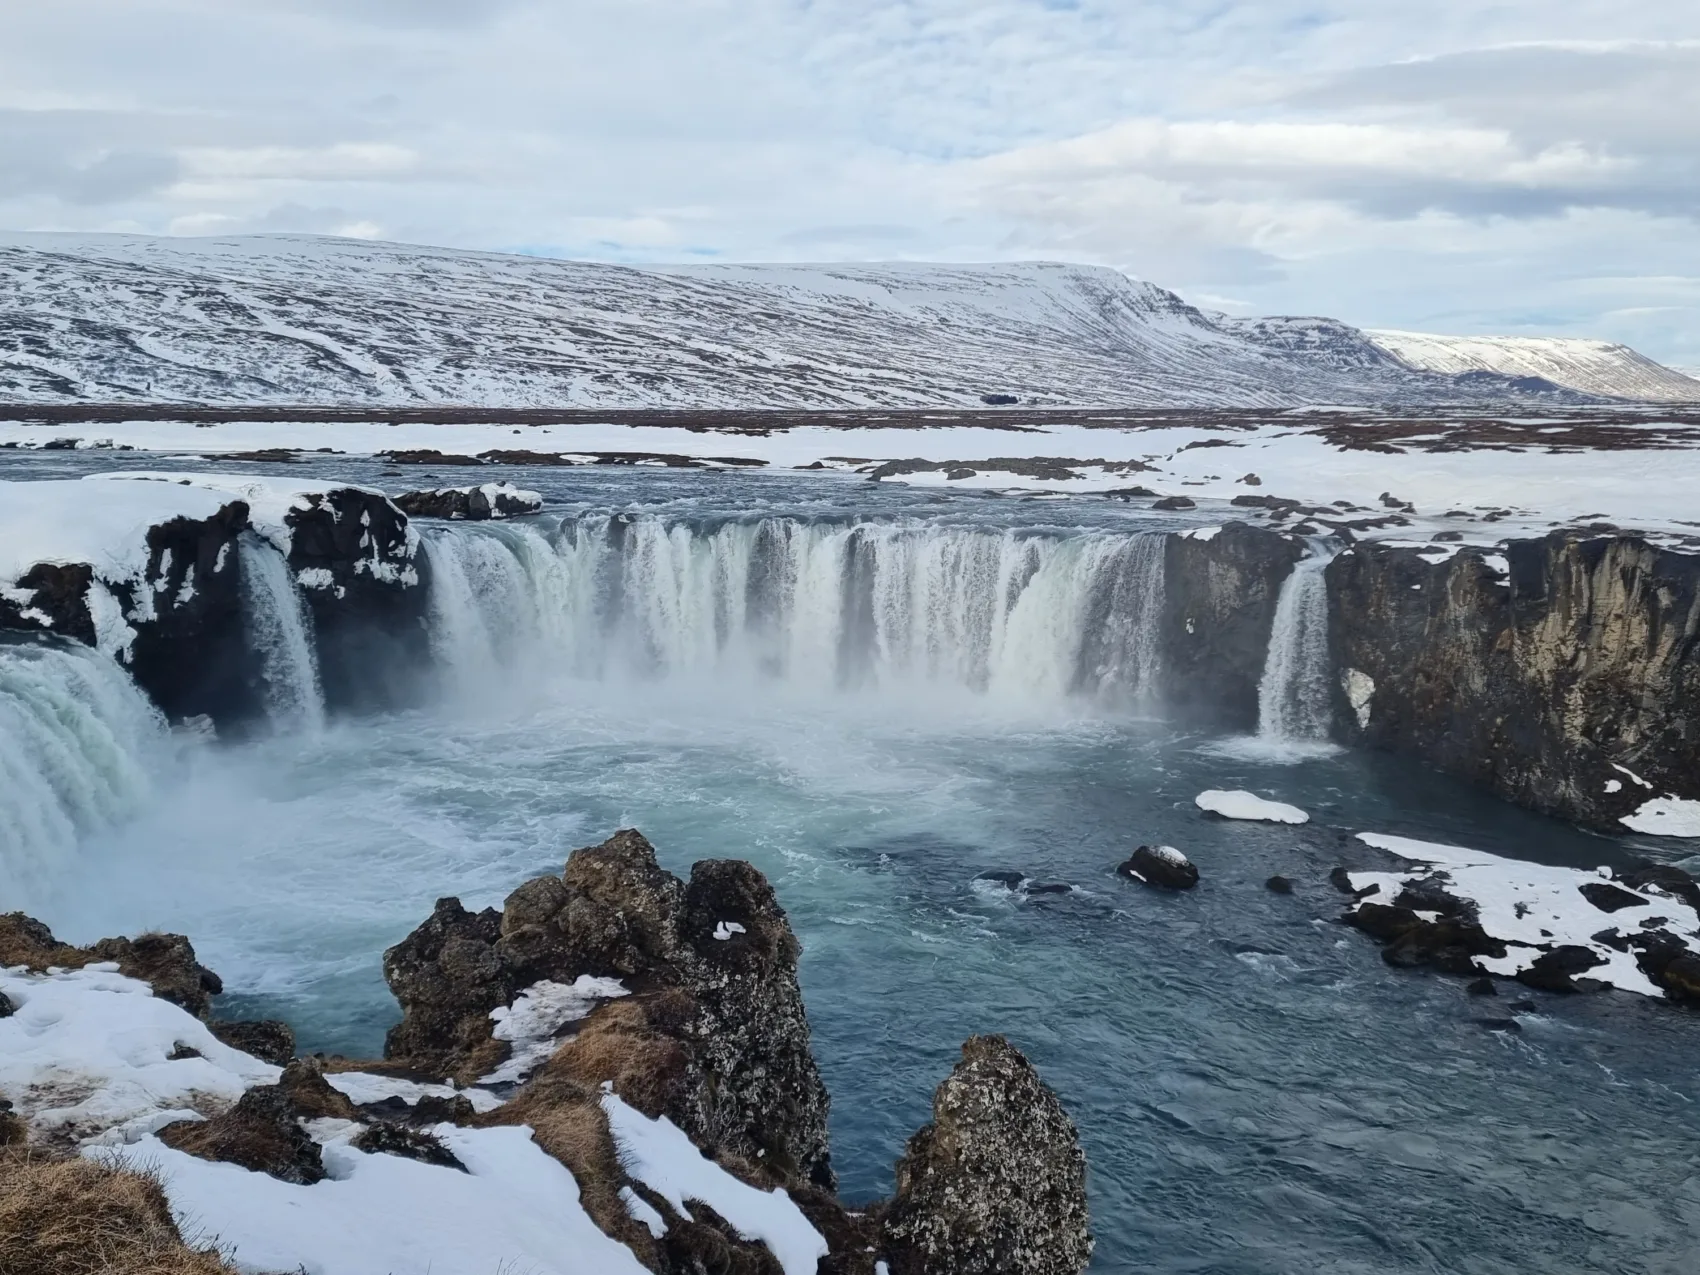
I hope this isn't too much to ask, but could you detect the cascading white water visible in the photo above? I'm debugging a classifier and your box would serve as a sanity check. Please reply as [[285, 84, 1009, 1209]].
[[0, 638, 167, 904], [238, 535, 325, 732], [423, 515, 1167, 708], [1256, 551, 1335, 741]]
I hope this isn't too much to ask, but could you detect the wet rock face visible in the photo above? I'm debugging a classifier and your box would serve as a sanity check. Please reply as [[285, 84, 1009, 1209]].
[[1328, 534, 1700, 830], [1116, 845, 1199, 890], [1160, 522, 1304, 728], [284, 488, 430, 715], [382, 829, 835, 1192], [881, 1035, 1092, 1275]]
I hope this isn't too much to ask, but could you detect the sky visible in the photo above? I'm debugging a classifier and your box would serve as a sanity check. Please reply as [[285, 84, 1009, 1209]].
[[2, 1, 1698, 366]]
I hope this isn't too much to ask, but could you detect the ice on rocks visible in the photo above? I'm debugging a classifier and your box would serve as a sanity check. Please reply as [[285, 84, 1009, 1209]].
[[480, 976, 629, 1086], [1196, 789, 1310, 824]]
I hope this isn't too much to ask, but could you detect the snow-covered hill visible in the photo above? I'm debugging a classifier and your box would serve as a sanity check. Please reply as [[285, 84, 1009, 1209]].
[[1368, 330, 1700, 403], [0, 232, 1675, 408]]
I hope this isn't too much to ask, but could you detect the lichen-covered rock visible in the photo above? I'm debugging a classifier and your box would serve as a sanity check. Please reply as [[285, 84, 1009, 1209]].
[[208, 1018, 296, 1066], [880, 1035, 1091, 1275], [1327, 533, 1700, 830], [382, 829, 835, 1192]]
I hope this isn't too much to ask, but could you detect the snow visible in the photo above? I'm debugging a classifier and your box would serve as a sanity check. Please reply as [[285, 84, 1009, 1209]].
[[713, 921, 748, 941], [1196, 789, 1311, 824], [0, 232, 1659, 409], [1369, 329, 1700, 403], [1149, 845, 1191, 866], [86, 472, 391, 557], [109, 1122, 653, 1275], [0, 478, 225, 588], [622, 1185, 669, 1238], [480, 976, 629, 1086], [602, 1090, 828, 1275], [1621, 796, 1700, 838], [1348, 833, 1700, 997], [8, 416, 1699, 545], [0, 963, 279, 1147]]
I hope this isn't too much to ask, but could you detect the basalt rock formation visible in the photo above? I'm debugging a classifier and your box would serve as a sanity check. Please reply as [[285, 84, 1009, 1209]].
[[1160, 522, 1304, 727], [384, 828, 835, 1191], [1326, 533, 1700, 831], [393, 482, 543, 521]]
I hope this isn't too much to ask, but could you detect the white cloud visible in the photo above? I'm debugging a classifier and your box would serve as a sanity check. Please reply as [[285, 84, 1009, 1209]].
[[0, 2, 1694, 363]]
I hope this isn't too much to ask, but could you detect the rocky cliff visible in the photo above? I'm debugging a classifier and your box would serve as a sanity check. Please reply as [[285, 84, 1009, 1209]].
[[1327, 534, 1700, 831], [0, 833, 1093, 1275]]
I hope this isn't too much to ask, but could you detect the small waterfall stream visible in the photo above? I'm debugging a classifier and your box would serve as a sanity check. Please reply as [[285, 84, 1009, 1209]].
[[0, 637, 167, 904], [1256, 550, 1336, 741], [238, 535, 326, 732]]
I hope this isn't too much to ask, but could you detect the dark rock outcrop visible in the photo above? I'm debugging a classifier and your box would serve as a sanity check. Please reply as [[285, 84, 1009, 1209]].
[[384, 829, 835, 1192], [208, 1019, 296, 1066], [157, 1085, 327, 1185], [1327, 533, 1700, 830], [881, 1035, 1092, 1275], [1116, 845, 1199, 890], [394, 484, 542, 521], [0, 914, 223, 1019], [1160, 522, 1304, 726]]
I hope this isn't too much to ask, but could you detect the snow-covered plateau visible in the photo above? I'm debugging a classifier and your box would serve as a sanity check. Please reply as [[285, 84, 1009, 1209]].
[[3, 232, 1695, 408]]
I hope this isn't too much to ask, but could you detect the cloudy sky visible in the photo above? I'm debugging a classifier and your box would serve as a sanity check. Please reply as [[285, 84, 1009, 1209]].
[[4, 1, 1697, 364]]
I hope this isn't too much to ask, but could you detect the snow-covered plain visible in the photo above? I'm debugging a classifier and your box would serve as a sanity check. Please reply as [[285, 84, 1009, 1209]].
[[10, 415, 1700, 547], [0, 232, 1671, 409], [1346, 833, 1700, 998]]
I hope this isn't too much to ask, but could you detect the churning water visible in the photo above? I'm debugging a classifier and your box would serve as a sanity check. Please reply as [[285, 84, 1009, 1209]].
[[6, 460, 1700, 1274]]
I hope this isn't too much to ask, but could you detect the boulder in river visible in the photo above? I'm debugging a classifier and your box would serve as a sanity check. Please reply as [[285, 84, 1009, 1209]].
[[1116, 845, 1199, 890]]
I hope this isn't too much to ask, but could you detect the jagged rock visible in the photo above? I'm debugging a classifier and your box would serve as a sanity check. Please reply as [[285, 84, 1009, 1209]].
[[1327, 533, 1700, 830], [1343, 897, 1507, 976], [383, 829, 835, 1192], [351, 1122, 466, 1171], [1265, 875, 1295, 894], [157, 1085, 327, 1185], [208, 1019, 296, 1066], [1151, 495, 1195, 510], [881, 1035, 1091, 1275], [0, 915, 223, 1019], [1516, 945, 1606, 993], [1467, 976, 1498, 996], [1116, 846, 1199, 890]]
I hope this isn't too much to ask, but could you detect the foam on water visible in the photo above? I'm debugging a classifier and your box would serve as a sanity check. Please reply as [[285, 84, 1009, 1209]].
[[238, 534, 325, 732]]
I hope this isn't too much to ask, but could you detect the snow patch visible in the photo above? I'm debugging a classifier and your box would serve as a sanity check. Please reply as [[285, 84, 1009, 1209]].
[[603, 1090, 828, 1275], [481, 976, 629, 1086], [1196, 789, 1310, 824], [1621, 796, 1700, 839]]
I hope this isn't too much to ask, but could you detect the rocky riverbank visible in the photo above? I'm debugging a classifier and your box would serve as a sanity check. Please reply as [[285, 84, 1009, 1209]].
[[0, 831, 1093, 1275]]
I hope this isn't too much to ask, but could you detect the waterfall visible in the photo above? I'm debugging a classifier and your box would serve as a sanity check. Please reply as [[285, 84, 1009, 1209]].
[[238, 535, 325, 732], [0, 637, 167, 905], [1257, 550, 1335, 741], [421, 515, 1167, 708]]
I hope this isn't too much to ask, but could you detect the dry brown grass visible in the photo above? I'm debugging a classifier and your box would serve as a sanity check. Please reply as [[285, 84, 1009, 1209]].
[[0, 1149, 238, 1275], [543, 998, 690, 1118]]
